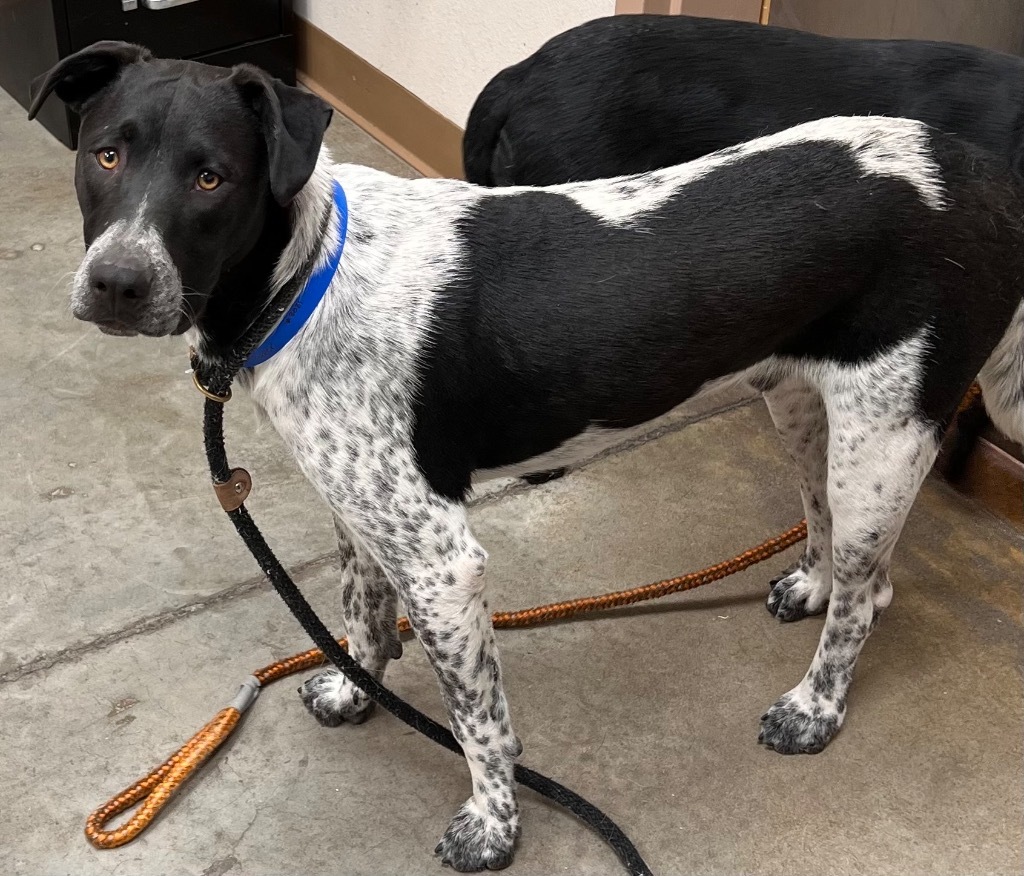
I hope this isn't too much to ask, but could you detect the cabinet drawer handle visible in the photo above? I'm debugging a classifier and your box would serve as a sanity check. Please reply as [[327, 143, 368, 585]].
[[140, 0, 202, 9]]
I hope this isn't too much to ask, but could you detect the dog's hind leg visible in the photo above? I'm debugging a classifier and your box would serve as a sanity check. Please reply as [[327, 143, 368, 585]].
[[763, 380, 833, 622], [299, 517, 401, 726], [760, 343, 940, 754], [978, 299, 1024, 444]]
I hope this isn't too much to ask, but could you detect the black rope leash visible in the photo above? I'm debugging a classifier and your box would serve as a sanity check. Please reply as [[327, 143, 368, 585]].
[[192, 208, 654, 875]]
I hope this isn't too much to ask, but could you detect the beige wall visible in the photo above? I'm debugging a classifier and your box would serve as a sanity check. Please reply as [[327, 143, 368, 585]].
[[295, 0, 616, 126]]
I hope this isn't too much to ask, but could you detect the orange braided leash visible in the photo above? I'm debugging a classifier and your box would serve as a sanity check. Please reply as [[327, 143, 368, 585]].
[[85, 520, 807, 849], [85, 707, 242, 848], [958, 381, 983, 412]]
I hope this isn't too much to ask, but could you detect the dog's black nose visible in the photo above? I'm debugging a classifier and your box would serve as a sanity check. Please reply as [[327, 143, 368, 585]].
[[90, 258, 154, 309]]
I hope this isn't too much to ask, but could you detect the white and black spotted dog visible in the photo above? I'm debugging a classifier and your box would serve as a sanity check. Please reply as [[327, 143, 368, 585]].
[[32, 42, 1024, 872]]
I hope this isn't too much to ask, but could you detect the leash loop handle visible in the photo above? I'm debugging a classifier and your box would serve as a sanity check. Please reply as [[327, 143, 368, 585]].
[[85, 706, 242, 849], [85, 676, 265, 849]]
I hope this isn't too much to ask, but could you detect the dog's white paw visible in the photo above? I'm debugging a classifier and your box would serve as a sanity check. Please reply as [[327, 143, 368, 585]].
[[758, 686, 843, 754], [434, 798, 519, 872], [298, 667, 376, 727], [767, 568, 829, 622]]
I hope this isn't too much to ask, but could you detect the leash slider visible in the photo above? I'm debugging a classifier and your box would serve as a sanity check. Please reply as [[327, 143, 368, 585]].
[[213, 468, 252, 512]]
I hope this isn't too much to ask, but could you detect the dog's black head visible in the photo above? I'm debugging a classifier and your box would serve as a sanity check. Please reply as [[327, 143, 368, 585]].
[[29, 42, 332, 337]]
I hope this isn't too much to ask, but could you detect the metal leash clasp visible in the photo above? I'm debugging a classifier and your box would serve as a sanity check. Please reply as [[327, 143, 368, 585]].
[[191, 370, 232, 403], [188, 345, 232, 403]]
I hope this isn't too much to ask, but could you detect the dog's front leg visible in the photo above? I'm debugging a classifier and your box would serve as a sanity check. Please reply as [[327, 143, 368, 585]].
[[312, 469, 520, 869], [394, 524, 521, 871], [299, 517, 402, 725]]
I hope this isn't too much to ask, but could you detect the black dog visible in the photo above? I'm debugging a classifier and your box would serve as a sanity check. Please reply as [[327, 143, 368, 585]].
[[465, 14, 1024, 186], [465, 14, 1024, 494]]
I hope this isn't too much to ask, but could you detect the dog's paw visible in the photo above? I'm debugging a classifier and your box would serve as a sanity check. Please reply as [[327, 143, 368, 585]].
[[435, 798, 519, 872], [758, 689, 842, 754], [768, 560, 802, 589], [767, 569, 829, 622], [298, 668, 376, 727]]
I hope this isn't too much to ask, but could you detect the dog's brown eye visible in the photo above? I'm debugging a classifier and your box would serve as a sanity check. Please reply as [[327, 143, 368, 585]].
[[196, 170, 221, 191], [96, 149, 119, 170]]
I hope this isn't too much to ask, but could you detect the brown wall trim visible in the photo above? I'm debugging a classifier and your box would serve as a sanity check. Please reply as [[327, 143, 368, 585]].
[[938, 432, 1024, 531], [953, 438, 1024, 530], [295, 18, 464, 179]]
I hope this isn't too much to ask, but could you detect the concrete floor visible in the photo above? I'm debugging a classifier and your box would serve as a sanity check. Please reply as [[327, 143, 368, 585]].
[[1, 85, 1022, 876]]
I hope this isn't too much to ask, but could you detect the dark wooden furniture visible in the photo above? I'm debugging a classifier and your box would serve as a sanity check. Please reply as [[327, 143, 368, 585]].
[[1, 0, 295, 148]]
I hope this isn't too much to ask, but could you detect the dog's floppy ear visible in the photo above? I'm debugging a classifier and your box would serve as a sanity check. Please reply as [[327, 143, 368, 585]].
[[28, 41, 150, 120], [231, 65, 333, 206]]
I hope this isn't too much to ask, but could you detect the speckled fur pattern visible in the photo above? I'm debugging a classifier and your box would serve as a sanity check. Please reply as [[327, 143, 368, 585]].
[[178, 120, 1023, 870], [240, 158, 522, 870], [752, 334, 941, 753], [763, 382, 833, 623], [979, 300, 1024, 443], [50, 43, 1024, 871], [71, 199, 184, 336], [298, 517, 402, 725]]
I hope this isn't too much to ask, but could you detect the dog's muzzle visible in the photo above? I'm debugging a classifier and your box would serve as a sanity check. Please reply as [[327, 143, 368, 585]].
[[84, 249, 154, 335], [73, 220, 185, 337]]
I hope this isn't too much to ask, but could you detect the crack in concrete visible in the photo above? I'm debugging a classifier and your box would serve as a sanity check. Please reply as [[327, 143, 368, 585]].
[[0, 551, 340, 685], [0, 395, 755, 685]]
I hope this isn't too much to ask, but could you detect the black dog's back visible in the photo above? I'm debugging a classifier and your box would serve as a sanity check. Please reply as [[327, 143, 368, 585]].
[[464, 14, 1024, 186]]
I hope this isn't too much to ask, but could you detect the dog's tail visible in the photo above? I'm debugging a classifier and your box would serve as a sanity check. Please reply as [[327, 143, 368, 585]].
[[463, 63, 523, 186], [978, 299, 1024, 444]]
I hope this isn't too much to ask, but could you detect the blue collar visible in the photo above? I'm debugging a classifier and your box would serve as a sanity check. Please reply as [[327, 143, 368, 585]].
[[244, 179, 348, 368]]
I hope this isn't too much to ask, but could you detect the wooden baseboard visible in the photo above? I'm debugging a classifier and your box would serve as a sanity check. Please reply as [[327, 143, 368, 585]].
[[938, 425, 1024, 531], [951, 438, 1024, 530], [296, 5, 771, 176], [295, 18, 464, 179]]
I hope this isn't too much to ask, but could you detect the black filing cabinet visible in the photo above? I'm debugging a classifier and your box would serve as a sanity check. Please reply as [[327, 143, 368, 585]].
[[1, 0, 295, 148]]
